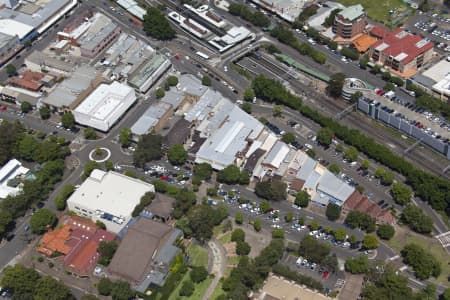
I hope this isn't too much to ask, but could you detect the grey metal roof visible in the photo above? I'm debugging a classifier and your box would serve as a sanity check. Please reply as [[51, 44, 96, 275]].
[[296, 156, 317, 181], [161, 90, 185, 109], [0, 32, 16, 50], [178, 74, 207, 97], [131, 102, 172, 135], [25, 51, 74, 72], [303, 170, 321, 190], [317, 170, 355, 203], [79, 15, 118, 51]]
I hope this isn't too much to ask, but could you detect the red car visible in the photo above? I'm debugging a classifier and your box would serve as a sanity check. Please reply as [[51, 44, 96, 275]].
[[322, 271, 329, 279], [160, 175, 169, 181]]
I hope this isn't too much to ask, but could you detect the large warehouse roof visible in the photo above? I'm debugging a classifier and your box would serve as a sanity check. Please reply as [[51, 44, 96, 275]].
[[0, 19, 34, 40]]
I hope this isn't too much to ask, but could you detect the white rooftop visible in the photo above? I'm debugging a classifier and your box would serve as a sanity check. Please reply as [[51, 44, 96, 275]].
[[0, 159, 29, 199], [67, 169, 154, 222], [0, 19, 34, 40]]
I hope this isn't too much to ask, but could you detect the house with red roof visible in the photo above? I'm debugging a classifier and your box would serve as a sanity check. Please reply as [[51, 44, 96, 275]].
[[343, 191, 396, 224], [38, 216, 116, 277], [368, 28, 434, 77]]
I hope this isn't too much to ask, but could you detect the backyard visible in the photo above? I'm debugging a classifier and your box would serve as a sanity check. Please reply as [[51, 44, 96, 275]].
[[387, 227, 450, 285], [336, 0, 411, 27]]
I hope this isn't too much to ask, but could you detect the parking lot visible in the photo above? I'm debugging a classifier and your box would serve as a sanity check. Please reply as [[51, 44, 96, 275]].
[[407, 12, 450, 53], [281, 254, 344, 292]]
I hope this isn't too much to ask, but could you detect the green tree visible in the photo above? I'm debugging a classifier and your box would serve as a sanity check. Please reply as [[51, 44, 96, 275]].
[[156, 88, 165, 99], [241, 102, 252, 114], [179, 280, 194, 296], [96, 220, 106, 230], [217, 165, 241, 184], [326, 203, 341, 221], [284, 212, 294, 223], [333, 228, 347, 242], [295, 191, 310, 208], [281, 132, 295, 144], [317, 127, 334, 146], [306, 149, 316, 158], [119, 128, 131, 148], [55, 184, 75, 211], [239, 171, 250, 185], [391, 182, 411, 205], [30, 208, 57, 234], [34, 276, 74, 300], [142, 7, 175, 40], [98, 240, 118, 266], [255, 180, 287, 201], [442, 288, 450, 300], [359, 55, 369, 69], [375, 167, 385, 179], [341, 47, 359, 60], [202, 75, 211, 86], [84, 127, 97, 140], [39, 106, 51, 119], [21, 101, 32, 113], [348, 235, 358, 247], [298, 216, 305, 225], [377, 224, 395, 240], [235, 212, 244, 225], [244, 88, 255, 102], [344, 146, 358, 162], [83, 160, 100, 178], [383, 82, 395, 91], [401, 243, 441, 280], [360, 159, 370, 170], [194, 163, 212, 180], [273, 105, 282, 117], [323, 8, 341, 27], [236, 241, 251, 255], [253, 218, 262, 232], [231, 228, 245, 242], [345, 255, 369, 274], [81, 295, 100, 300], [133, 133, 162, 167], [97, 278, 113, 296], [167, 75, 178, 86], [6, 63, 16, 75], [380, 171, 394, 185], [335, 144, 344, 152], [260, 200, 271, 213], [110, 280, 133, 300], [168, 144, 187, 165], [0, 210, 13, 236], [190, 266, 208, 283], [61, 111, 75, 129], [104, 160, 114, 171], [1, 264, 40, 300], [298, 235, 330, 264], [272, 228, 285, 239], [328, 163, 340, 175], [326, 73, 346, 98], [363, 234, 379, 249], [350, 91, 363, 103], [310, 220, 319, 231]]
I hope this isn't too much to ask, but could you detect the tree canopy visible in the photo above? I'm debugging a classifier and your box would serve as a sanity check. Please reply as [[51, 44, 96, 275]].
[[98, 240, 118, 266], [363, 234, 379, 249], [30, 208, 57, 234], [167, 144, 187, 165], [401, 243, 441, 280], [61, 111, 75, 129], [119, 128, 131, 148], [401, 204, 433, 234], [295, 190, 310, 207], [142, 7, 175, 40], [325, 203, 341, 221], [217, 165, 241, 184], [194, 163, 212, 180], [255, 180, 287, 201], [34, 276, 74, 300], [345, 255, 369, 274], [391, 182, 412, 205], [326, 73, 346, 98], [317, 127, 334, 146], [133, 133, 162, 167], [298, 236, 330, 264], [376, 224, 395, 240], [345, 210, 376, 232]]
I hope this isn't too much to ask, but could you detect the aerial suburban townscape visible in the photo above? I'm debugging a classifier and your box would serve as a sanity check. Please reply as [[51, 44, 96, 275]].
[[0, 0, 449, 299]]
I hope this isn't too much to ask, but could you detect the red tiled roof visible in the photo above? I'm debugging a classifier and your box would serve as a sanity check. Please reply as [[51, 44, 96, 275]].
[[290, 178, 305, 192], [38, 225, 72, 256], [343, 191, 364, 210], [370, 28, 433, 64], [353, 34, 378, 53], [370, 25, 390, 39], [343, 191, 395, 224], [8, 78, 41, 91]]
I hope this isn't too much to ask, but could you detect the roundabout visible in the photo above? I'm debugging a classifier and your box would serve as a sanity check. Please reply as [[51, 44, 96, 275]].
[[88, 147, 111, 163]]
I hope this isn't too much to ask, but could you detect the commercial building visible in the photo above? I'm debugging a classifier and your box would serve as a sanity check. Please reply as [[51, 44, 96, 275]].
[[0, 85, 41, 106], [341, 77, 371, 100], [413, 59, 450, 100], [332, 4, 366, 40], [25, 50, 75, 75], [184, 4, 227, 29], [0, 0, 78, 35], [131, 102, 173, 137], [168, 11, 212, 39], [0, 159, 31, 199], [209, 26, 254, 52], [43, 65, 100, 110], [77, 13, 122, 58], [115, 0, 146, 21], [0, 32, 20, 64], [344, 191, 395, 224], [369, 28, 434, 77], [250, 0, 311, 23], [127, 52, 171, 93], [66, 170, 155, 234], [108, 218, 182, 292], [73, 81, 136, 132], [0, 19, 36, 43], [306, 1, 344, 32], [0, 0, 19, 9], [352, 34, 377, 53], [38, 216, 116, 276], [357, 94, 450, 160]]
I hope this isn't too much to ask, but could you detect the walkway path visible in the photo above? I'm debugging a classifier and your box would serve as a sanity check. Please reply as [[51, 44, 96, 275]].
[[202, 239, 226, 300]]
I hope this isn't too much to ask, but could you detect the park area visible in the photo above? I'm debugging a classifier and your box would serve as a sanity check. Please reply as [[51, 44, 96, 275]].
[[387, 227, 450, 285], [336, 0, 411, 27]]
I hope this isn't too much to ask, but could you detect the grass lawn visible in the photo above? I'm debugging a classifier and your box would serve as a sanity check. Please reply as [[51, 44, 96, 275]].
[[387, 227, 450, 285], [187, 244, 209, 267], [218, 232, 232, 245], [335, 0, 410, 26], [213, 224, 225, 237], [168, 271, 213, 300], [227, 255, 240, 266], [210, 280, 225, 300]]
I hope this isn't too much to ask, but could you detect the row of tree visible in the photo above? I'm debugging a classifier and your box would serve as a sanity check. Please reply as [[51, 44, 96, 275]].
[[251, 75, 450, 219], [228, 3, 271, 27], [271, 25, 327, 64], [217, 165, 250, 185]]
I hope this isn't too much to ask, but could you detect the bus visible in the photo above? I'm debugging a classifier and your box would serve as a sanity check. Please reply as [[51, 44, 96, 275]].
[[195, 51, 210, 60]]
